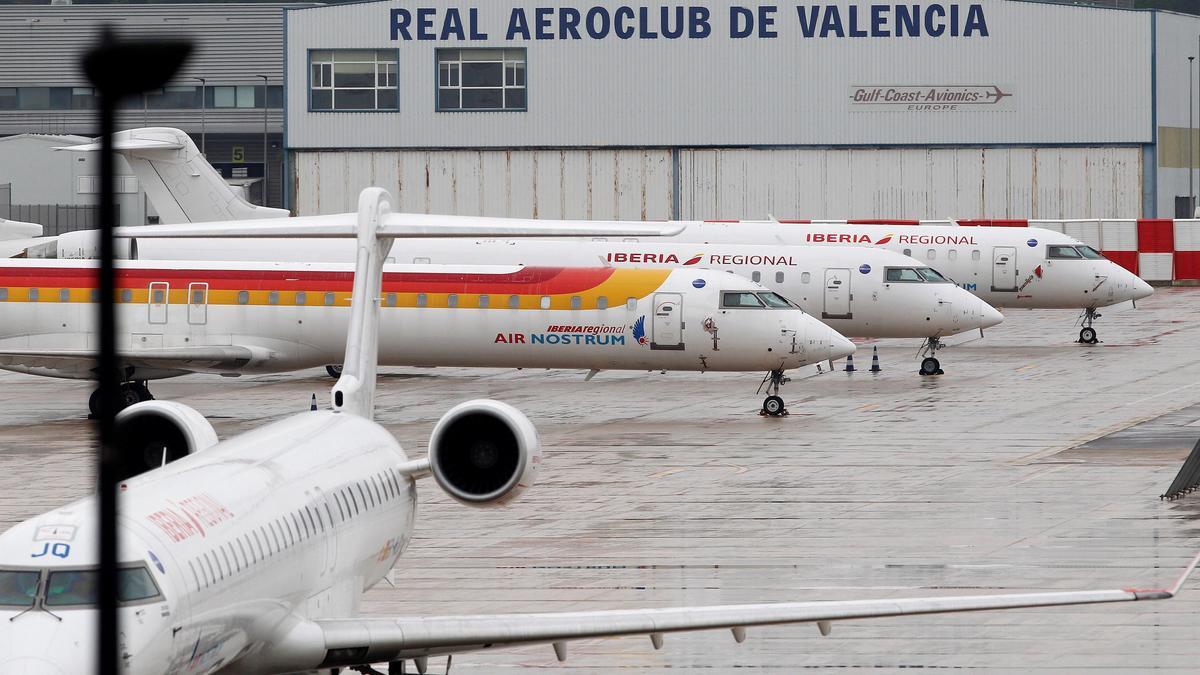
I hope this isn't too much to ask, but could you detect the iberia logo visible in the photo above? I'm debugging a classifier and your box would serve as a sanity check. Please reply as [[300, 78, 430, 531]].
[[875, 234, 894, 245], [683, 253, 704, 265], [632, 315, 648, 345]]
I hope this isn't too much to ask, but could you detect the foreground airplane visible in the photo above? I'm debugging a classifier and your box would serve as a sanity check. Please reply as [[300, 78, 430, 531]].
[[0, 258, 849, 416], [0, 187, 1192, 674], [122, 237, 1003, 376]]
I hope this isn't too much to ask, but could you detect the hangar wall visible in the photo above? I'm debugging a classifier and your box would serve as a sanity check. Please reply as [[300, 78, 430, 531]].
[[292, 146, 1143, 220]]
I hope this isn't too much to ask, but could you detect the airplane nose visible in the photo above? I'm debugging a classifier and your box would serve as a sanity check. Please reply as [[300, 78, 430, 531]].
[[979, 300, 1004, 329], [1133, 275, 1153, 300], [827, 327, 856, 361]]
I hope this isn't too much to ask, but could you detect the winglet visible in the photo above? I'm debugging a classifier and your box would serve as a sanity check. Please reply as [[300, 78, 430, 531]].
[[331, 187, 394, 420]]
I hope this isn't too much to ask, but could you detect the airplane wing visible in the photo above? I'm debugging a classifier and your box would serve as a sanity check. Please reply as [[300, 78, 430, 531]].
[[0, 217, 42, 240], [309, 553, 1199, 669], [0, 345, 256, 377]]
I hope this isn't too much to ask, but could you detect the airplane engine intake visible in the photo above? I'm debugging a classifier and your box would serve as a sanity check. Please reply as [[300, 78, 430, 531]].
[[114, 401, 218, 481], [428, 399, 541, 506]]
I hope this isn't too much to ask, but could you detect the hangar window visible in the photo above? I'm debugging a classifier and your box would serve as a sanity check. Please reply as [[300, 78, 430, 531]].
[[309, 49, 399, 112], [437, 49, 526, 112]]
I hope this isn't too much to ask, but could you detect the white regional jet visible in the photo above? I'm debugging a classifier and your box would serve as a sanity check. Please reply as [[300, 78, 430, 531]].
[[124, 237, 1002, 375], [0, 253, 850, 417], [0, 187, 1193, 674]]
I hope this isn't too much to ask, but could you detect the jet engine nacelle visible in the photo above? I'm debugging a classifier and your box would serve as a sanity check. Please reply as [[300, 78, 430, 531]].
[[114, 401, 218, 481], [50, 229, 134, 260], [428, 399, 541, 506]]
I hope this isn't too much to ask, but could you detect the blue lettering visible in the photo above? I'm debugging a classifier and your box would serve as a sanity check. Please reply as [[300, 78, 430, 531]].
[[950, 3, 959, 36], [961, 283, 977, 291], [507, 8, 531, 40], [614, 6, 635, 39], [688, 6, 711, 38], [924, 4, 945, 37], [586, 6, 611, 38], [586, 335, 597, 345], [758, 6, 777, 38], [661, 6, 684, 39], [796, 5, 818, 37], [638, 7, 658, 38], [31, 542, 48, 558], [560, 7, 582, 39], [416, 7, 436, 40], [535, 7, 554, 40], [441, 8, 465, 41], [848, 5, 867, 37], [531, 333, 545, 344], [469, 9, 488, 40], [390, 8, 412, 41], [871, 4, 888, 37], [895, 4, 918, 36], [612, 335, 626, 345], [820, 6, 844, 37], [965, 4, 988, 37], [730, 6, 754, 38], [52, 543, 69, 559]]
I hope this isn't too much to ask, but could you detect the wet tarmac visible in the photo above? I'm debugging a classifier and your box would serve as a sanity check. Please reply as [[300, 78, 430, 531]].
[[1, 290, 1199, 672]]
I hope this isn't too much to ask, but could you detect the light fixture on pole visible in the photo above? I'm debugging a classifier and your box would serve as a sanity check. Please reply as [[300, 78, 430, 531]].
[[258, 74, 269, 206], [193, 76, 206, 156]]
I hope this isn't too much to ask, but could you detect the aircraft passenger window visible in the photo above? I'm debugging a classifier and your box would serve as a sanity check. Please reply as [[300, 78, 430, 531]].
[[1077, 245, 1105, 259], [237, 290, 250, 305], [28, 288, 38, 302], [417, 293, 428, 308], [267, 291, 279, 305], [801, 272, 810, 284], [721, 292, 766, 308], [508, 294, 520, 309], [540, 296, 551, 310], [150, 288, 165, 304], [775, 272, 785, 284], [903, 248, 912, 257], [324, 292, 336, 306], [447, 294, 458, 308], [0, 289, 7, 301], [570, 295, 582, 310], [597, 296, 608, 309], [120, 289, 131, 303], [916, 268, 952, 283], [948, 250, 958, 261], [478, 294, 489, 308], [626, 297, 637, 310], [885, 268, 924, 283], [59, 288, 69, 302], [295, 291, 307, 305], [756, 292, 792, 308], [926, 249, 936, 260], [386, 293, 397, 307], [1048, 245, 1083, 259], [751, 271, 762, 282], [972, 250, 981, 261]]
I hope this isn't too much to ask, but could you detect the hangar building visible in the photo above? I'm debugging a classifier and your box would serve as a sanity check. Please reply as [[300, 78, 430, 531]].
[[283, 1, 1200, 221]]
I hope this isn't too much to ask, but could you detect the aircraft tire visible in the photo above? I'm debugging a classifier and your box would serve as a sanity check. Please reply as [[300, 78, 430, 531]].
[[326, 364, 343, 379], [762, 395, 785, 416], [1079, 327, 1097, 344], [920, 357, 941, 376], [119, 385, 142, 409]]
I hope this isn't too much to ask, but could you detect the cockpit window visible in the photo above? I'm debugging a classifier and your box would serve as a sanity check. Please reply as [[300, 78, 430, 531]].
[[1077, 245, 1105, 260], [40, 565, 162, 607], [0, 570, 39, 606], [915, 267, 952, 283], [884, 267, 924, 283], [755, 291, 794, 309], [722, 291, 766, 308], [1048, 245, 1083, 259]]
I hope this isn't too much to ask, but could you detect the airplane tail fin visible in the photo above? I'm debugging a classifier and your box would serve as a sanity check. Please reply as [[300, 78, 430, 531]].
[[56, 127, 290, 224], [117, 191, 684, 420]]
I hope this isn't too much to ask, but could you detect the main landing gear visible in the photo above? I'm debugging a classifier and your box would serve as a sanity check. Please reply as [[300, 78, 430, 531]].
[[88, 381, 154, 418], [1077, 308, 1101, 344], [758, 368, 789, 416], [918, 337, 945, 376], [326, 364, 344, 378]]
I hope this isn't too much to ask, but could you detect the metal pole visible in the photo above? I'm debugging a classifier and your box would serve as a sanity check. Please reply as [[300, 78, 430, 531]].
[[1190, 56, 1195, 214], [193, 76, 206, 156], [258, 74, 269, 206]]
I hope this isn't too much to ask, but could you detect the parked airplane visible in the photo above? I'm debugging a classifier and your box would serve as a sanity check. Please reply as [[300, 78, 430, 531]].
[[123, 236, 1003, 375], [1, 187, 1191, 674], [656, 219, 1154, 346], [0, 258, 850, 417]]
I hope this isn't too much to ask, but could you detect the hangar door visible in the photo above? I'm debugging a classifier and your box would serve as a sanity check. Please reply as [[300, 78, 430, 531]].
[[823, 269, 851, 319]]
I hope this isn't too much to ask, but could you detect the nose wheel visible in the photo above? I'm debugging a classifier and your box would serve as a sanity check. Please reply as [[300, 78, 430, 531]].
[[757, 368, 790, 416], [917, 337, 945, 376], [1077, 308, 1100, 344]]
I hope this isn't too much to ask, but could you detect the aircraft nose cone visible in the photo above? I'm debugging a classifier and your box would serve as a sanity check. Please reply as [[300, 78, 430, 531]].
[[828, 328, 856, 361], [1133, 275, 1154, 300], [979, 300, 1004, 329]]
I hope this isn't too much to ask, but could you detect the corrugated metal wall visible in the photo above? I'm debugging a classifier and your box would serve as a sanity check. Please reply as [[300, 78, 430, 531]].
[[292, 146, 1143, 220]]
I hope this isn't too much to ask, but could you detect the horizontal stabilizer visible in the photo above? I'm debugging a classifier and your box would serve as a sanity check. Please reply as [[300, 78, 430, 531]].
[[1162, 435, 1200, 500], [115, 212, 685, 240], [55, 136, 184, 153]]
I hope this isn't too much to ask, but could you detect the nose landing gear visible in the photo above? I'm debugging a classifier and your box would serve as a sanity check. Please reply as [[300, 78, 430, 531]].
[[1077, 308, 1101, 344], [917, 337, 945, 376], [758, 368, 790, 416], [88, 380, 154, 418]]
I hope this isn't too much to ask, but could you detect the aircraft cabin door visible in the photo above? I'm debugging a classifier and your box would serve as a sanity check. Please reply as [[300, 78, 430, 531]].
[[823, 269, 852, 319], [651, 293, 684, 350], [148, 282, 169, 325], [187, 282, 209, 325], [992, 247, 1017, 291]]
